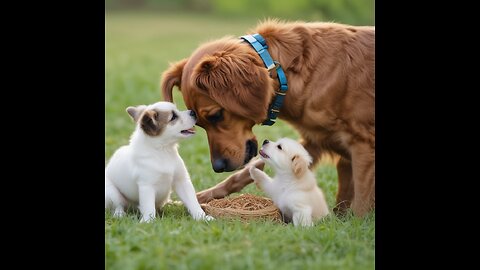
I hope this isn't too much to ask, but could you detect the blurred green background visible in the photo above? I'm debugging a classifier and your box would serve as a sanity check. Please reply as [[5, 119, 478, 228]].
[[106, 1, 374, 270], [106, 0, 374, 25]]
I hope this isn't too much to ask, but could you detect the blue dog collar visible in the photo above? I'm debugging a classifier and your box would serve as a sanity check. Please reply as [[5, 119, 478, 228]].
[[240, 34, 288, 126]]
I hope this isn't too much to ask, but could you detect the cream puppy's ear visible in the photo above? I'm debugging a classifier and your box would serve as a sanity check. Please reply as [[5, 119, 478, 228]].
[[126, 105, 147, 122], [291, 155, 309, 178]]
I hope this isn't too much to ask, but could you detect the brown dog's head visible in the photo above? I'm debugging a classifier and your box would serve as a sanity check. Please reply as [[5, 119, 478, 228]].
[[162, 37, 276, 172]]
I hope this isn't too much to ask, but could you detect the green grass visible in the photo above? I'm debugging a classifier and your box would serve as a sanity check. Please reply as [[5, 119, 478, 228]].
[[106, 11, 374, 270]]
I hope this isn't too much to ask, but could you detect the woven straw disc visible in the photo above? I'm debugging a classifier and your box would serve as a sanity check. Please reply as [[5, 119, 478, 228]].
[[201, 193, 282, 222]]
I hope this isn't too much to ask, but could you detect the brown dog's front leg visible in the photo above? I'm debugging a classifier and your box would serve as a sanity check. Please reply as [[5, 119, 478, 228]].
[[196, 158, 265, 204]]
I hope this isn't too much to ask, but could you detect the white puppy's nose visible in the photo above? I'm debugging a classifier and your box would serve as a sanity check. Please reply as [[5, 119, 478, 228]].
[[262, 140, 269, 146]]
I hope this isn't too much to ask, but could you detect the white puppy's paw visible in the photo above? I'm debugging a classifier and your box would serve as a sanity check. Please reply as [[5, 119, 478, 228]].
[[204, 215, 215, 221], [140, 215, 155, 223], [113, 208, 125, 218], [193, 212, 215, 222]]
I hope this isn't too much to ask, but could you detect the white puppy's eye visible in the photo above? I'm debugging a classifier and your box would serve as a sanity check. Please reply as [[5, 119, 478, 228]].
[[170, 111, 177, 121], [277, 144, 282, 150]]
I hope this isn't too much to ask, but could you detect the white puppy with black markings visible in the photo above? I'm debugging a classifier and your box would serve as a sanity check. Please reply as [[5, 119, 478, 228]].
[[105, 101, 213, 222], [249, 138, 329, 227]]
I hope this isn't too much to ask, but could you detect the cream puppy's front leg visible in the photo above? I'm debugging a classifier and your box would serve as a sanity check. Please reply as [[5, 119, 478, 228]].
[[249, 166, 275, 196], [173, 168, 213, 221], [138, 184, 157, 223]]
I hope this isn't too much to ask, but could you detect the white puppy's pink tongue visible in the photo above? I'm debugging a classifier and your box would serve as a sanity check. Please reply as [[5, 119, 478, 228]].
[[181, 127, 196, 135], [259, 149, 269, 158]]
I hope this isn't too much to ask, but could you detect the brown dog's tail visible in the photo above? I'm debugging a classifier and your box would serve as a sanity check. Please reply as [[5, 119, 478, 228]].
[[161, 58, 188, 102]]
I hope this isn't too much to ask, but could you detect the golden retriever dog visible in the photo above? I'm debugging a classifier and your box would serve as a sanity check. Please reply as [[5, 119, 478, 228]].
[[161, 20, 374, 216]]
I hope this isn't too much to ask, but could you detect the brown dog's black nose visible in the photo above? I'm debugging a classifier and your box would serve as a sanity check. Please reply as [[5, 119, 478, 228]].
[[213, 158, 228, 173], [189, 110, 196, 119], [263, 140, 269, 146]]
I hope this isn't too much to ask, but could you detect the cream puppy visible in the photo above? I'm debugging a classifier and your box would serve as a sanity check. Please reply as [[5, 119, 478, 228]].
[[105, 101, 213, 222], [249, 138, 329, 227]]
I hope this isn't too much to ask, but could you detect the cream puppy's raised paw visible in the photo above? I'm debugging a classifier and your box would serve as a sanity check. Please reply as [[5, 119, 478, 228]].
[[249, 138, 329, 227], [105, 101, 213, 223]]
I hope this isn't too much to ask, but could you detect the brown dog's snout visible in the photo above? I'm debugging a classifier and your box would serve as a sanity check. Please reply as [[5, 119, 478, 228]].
[[210, 139, 257, 172]]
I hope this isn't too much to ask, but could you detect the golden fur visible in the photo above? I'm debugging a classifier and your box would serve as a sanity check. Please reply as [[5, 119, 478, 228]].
[[162, 20, 375, 216]]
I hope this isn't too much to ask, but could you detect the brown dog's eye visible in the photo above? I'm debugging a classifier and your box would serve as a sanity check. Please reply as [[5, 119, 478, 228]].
[[277, 144, 282, 150], [207, 109, 223, 123]]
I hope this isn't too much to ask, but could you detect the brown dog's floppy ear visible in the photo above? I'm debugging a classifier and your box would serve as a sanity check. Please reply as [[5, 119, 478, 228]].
[[193, 51, 273, 123], [194, 55, 226, 91], [126, 105, 147, 122], [292, 155, 308, 178], [161, 58, 188, 102]]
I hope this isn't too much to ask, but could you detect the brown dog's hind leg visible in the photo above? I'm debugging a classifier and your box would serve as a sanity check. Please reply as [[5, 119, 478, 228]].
[[350, 143, 375, 217], [333, 157, 354, 216], [196, 159, 265, 203]]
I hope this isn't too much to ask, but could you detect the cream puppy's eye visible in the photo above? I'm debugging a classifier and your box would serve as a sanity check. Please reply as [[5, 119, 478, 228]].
[[171, 111, 177, 121], [277, 144, 282, 150]]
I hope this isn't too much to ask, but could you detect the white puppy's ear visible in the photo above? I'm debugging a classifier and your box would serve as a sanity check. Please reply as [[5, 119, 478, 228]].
[[126, 105, 147, 122], [140, 109, 168, 137], [291, 155, 308, 178]]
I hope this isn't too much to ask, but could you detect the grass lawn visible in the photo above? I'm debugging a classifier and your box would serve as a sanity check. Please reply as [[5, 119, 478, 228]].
[[105, 11, 375, 270]]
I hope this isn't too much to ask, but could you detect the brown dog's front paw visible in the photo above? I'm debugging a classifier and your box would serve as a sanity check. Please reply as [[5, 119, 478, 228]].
[[197, 190, 215, 204], [333, 200, 351, 217]]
